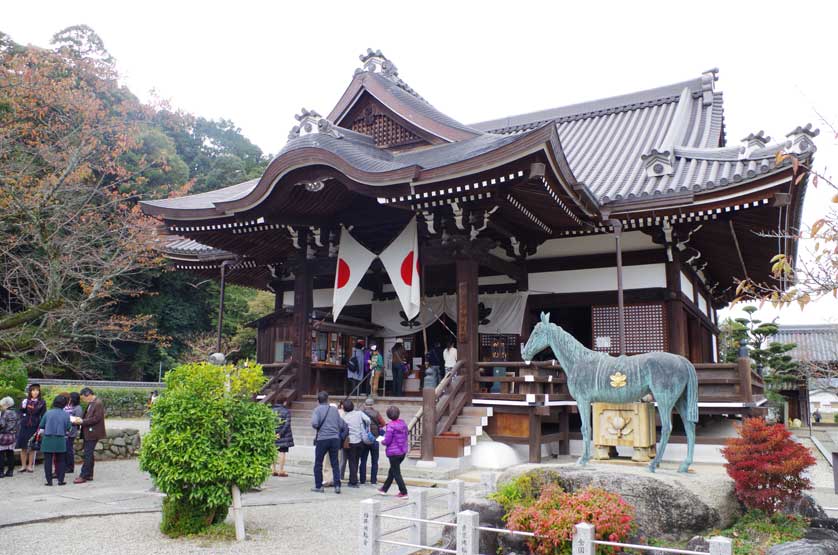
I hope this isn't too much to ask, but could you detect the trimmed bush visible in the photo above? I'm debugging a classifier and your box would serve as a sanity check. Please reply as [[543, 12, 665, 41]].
[[489, 470, 562, 518], [507, 484, 635, 555], [161, 495, 229, 537], [42, 385, 153, 417], [139, 361, 275, 537], [722, 417, 816, 514]]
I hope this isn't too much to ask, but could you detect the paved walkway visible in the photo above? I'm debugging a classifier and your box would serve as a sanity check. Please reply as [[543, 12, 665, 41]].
[[0, 458, 473, 554]]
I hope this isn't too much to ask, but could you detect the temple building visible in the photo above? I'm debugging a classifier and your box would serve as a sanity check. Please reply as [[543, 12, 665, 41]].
[[141, 50, 817, 462]]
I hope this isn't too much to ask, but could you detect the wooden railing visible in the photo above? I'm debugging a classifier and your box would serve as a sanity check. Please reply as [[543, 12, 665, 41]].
[[407, 361, 465, 460], [258, 360, 299, 403]]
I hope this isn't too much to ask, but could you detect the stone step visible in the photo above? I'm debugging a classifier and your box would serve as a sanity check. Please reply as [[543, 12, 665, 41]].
[[453, 415, 488, 427], [461, 406, 493, 417], [449, 424, 482, 437]]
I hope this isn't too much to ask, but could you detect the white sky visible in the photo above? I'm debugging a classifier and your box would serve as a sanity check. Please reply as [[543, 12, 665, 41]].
[[5, 0, 838, 325]]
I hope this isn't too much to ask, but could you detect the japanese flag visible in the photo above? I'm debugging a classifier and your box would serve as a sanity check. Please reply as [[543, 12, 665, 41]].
[[380, 217, 421, 320], [332, 227, 376, 321]]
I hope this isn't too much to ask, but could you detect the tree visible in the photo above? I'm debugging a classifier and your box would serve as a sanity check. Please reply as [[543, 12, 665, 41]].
[[139, 360, 275, 536], [0, 31, 162, 374], [722, 418, 815, 513]]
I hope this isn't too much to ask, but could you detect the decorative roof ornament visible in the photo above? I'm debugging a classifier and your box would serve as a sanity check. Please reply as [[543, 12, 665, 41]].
[[288, 108, 343, 140], [739, 130, 771, 158], [356, 48, 399, 78], [785, 123, 820, 155], [641, 148, 674, 178], [700, 68, 718, 106]]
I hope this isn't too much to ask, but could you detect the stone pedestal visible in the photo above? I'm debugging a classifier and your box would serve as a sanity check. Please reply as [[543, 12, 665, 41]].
[[592, 402, 656, 462]]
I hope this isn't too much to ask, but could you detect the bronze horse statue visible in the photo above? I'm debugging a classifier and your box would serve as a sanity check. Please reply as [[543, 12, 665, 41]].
[[521, 312, 699, 472]]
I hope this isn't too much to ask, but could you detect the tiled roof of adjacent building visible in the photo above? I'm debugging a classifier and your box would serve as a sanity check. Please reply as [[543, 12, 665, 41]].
[[775, 324, 838, 363]]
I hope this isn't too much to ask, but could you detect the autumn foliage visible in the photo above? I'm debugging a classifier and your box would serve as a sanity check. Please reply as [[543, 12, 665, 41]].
[[506, 484, 635, 555], [722, 418, 816, 514]]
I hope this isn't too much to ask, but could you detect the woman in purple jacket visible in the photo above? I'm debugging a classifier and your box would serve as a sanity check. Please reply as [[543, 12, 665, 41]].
[[377, 405, 409, 499]]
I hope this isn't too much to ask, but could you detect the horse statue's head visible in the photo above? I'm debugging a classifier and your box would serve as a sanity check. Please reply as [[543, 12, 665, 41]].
[[521, 312, 554, 363]]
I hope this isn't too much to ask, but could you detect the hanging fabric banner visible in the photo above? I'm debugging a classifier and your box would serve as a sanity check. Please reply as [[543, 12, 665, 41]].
[[332, 227, 377, 321], [445, 292, 530, 335], [379, 217, 421, 320], [371, 297, 448, 338]]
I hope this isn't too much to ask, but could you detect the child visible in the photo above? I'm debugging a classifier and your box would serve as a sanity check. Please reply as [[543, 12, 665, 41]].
[[378, 405, 409, 499]]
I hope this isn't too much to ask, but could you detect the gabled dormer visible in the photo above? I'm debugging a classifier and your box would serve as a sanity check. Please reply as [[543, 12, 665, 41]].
[[328, 49, 481, 150]]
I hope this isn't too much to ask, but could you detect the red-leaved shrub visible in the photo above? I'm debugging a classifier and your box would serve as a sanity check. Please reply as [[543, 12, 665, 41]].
[[722, 417, 816, 514], [506, 484, 635, 555]]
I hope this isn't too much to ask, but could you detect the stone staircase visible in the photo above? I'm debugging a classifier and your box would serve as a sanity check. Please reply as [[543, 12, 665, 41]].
[[284, 394, 490, 480]]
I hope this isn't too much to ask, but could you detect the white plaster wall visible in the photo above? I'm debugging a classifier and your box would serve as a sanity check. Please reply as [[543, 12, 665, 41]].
[[282, 287, 373, 309], [811, 391, 838, 413], [528, 263, 667, 294], [680, 271, 695, 301], [698, 293, 708, 316], [491, 231, 661, 261]]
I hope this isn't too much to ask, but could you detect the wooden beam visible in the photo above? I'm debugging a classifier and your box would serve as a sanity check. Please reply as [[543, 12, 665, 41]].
[[528, 408, 542, 463], [665, 251, 687, 356], [291, 244, 313, 395], [457, 258, 479, 405]]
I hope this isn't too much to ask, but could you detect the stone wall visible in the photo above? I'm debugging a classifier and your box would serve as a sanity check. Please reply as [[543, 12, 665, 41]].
[[73, 428, 141, 461]]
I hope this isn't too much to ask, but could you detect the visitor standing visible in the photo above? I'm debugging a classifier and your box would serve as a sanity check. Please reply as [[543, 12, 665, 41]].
[[272, 395, 294, 477], [443, 341, 458, 377], [74, 387, 105, 484], [814, 408, 822, 424], [427, 341, 444, 386], [368, 345, 384, 397], [39, 395, 72, 486], [360, 398, 385, 485], [0, 396, 19, 477], [378, 405, 409, 499], [17, 383, 45, 473], [341, 399, 370, 488], [310, 391, 346, 494], [64, 392, 83, 474], [391, 343, 407, 397], [347, 341, 365, 394]]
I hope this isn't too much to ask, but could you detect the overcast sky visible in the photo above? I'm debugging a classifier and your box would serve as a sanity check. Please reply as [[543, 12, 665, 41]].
[[5, 0, 838, 325]]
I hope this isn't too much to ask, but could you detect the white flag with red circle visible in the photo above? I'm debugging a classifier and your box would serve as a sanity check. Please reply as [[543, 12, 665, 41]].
[[379, 217, 421, 320], [332, 227, 377, 321]]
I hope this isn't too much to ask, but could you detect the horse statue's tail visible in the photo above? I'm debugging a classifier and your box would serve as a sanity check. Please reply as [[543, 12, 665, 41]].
[[684, 359, 699, 423]]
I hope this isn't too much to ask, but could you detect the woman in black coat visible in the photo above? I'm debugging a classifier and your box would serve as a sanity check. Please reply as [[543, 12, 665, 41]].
[[272, 397, 294, 477]]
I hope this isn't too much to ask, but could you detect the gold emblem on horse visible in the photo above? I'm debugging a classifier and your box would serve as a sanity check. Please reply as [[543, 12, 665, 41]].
[[610, 372, 627, 388]]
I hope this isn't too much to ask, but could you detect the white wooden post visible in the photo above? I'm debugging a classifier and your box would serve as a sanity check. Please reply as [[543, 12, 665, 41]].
[[572, 522, 595, 555], [448, 479, 464, 515], [231, 484, 245, 541], [708, 536, 733, 555], [360, 499, 381, 555], [456, 510, 479, 555], [410, 490, 428, 547]]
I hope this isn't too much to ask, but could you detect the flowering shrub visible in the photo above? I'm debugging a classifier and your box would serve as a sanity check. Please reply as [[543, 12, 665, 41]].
[[489, 470, 562, 518], [507, 484, 635, 555], [722, 417, 816, 514]]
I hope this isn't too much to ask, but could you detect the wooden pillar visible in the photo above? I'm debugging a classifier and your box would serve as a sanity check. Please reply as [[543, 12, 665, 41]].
[[528, 407, 542, 463], [456, 258, 479, 404], [421, 387, 435, 461], [292, 254, 313, 395], [665, 251, 687, 356], [558, 407, 570, 456], [737, 354, 754, 404]]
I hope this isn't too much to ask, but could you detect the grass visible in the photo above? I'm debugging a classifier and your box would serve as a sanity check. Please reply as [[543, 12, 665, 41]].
[[719, 510, 808, 555], [633, 510, 808, 555]]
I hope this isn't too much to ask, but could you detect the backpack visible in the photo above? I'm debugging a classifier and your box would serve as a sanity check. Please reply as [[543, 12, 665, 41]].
[[363, 408, 381, 436], [361, 417, 374, 445]]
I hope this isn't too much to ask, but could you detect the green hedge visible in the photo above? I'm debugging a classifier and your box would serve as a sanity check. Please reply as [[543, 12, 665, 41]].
[[0, 360, 27, 405], [41, 385, 154, 417]]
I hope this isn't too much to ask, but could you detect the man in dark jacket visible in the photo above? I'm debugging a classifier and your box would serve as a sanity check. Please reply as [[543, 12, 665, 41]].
[[360, 398, 385, 485], [74, 387, 105, 484], [310, 391, 346, 494]]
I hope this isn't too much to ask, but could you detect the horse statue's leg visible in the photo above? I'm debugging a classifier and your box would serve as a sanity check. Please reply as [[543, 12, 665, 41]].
[[577, 399, 592, 466], [675, 395, 695, 473], [649, 401, 675, 472]]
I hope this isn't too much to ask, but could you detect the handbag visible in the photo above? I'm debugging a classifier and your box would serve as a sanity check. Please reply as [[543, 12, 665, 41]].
[[28, 431, 42, 451], [0, 433, 15, 446]]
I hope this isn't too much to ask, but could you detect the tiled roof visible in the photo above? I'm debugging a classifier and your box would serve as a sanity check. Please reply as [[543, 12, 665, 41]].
[[161, 237, 231, 259], [143, 178, 259, 210], [775, 324, 838, 363]]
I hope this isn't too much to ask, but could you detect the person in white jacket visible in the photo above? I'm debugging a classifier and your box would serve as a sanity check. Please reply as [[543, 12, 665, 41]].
[[443, 341, 458, 376], [341, 399, 370, 487]]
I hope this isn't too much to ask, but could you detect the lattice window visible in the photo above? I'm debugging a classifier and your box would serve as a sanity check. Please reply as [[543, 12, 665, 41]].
[[479, 334, 519, 361], [351, 109, 423, 148], [592, 304, 666, 355]]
